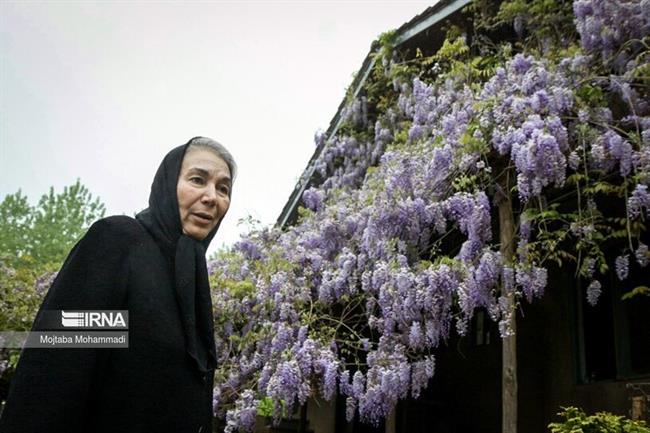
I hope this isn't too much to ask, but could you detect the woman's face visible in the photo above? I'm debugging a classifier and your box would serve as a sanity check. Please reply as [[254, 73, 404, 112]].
[[176, 148, 231, 241]]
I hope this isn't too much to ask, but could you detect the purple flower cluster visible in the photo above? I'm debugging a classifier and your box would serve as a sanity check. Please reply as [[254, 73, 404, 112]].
[[313, 95, 401, 194], [481, 54, 575, 202], [512, 116, 568, 201], [636, 242, 649, 267], [342, 96, 369, 129], [302, 187, 325, 212], [615, 254, 629, 281], [590, 129, 633, 176], [224, 390, 259, 433], [574, 0, 650, 66], [339, 339, 414, 425], [516, 266, 548, 302], [444, 195, 489, 268], [587, 280, 602, 306], [34, 271, 58, 296], [628, 184, 650, 219]]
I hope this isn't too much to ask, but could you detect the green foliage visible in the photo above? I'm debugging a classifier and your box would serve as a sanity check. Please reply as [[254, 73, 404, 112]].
[[257, 396, 275, 418], [0, 179, 105, 269], [428, 34, 499, 87], [475, 0, 576, 55], [622, 286, 650, 300], [0, 192, 33, 267], [576, 84, 606, 109], [0, 261, 44, 332], [0, 260, 51, 377], [0, 179, 105, 333], [0, 180, 105, 379], [257, 396, 289, 420], [548, 406, 650, 433]]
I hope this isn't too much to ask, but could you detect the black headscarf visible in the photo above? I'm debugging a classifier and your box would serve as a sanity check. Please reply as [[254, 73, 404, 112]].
[[135, 139, 222, 373]]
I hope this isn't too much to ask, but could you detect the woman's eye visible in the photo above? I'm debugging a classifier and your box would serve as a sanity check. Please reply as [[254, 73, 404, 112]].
[[189, 176, 205, 185], [219, 185, 230, 194]]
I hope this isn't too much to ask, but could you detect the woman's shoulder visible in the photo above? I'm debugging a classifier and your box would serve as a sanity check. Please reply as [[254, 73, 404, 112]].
[[84, 215, 149, 248], [89, 215, 144, 235]]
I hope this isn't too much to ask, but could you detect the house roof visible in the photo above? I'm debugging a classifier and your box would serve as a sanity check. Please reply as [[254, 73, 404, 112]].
[[276, 0, 472, 229]]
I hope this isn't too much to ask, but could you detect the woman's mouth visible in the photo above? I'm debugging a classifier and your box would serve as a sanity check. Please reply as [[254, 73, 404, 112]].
[[192, 212, 214, 224]]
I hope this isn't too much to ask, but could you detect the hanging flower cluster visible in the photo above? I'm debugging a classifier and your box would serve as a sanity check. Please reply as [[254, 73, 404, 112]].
[[210, 1, 649, 431], [573, 0, 649, 67]]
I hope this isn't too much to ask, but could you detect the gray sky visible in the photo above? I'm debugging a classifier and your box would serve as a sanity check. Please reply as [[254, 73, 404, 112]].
[[0, 0, 432, 254]]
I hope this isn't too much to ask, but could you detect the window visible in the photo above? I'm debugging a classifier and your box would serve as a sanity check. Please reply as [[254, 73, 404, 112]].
[[576, 257, 650, 383]]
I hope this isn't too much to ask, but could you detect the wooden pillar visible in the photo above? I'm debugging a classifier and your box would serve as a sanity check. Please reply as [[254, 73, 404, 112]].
[[498, 177, 517, 433], [385, 409, 396, 433]]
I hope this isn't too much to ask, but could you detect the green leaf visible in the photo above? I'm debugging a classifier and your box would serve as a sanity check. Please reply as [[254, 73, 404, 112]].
[[622, 286, 650, 300]]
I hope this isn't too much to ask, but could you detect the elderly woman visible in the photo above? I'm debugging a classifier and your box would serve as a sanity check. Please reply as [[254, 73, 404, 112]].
[[0, 137, 234, 433]]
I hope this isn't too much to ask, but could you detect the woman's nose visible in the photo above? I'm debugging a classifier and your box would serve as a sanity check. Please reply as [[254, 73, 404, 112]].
[[201, 186, 218, 204]]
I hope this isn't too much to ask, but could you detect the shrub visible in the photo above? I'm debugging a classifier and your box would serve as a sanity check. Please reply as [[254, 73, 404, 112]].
[[549, 406, 650, 433]]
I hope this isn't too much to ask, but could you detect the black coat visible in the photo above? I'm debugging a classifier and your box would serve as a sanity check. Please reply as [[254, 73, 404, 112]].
[[0, 215, 215, 433]]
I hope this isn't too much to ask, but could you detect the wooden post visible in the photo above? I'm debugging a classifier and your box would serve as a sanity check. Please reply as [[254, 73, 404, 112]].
[[385, 409, 396, 433], [299, 403, 307, 433], [498, 177, 517, 433]]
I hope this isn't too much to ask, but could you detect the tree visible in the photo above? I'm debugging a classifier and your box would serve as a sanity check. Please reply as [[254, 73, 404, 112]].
[[0, 192, 33, 267], [0, 179, 106, 269], [0, 180, 105, 389]]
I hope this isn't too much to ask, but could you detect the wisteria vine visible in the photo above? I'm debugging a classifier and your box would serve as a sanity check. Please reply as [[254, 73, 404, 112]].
[[209, 1, 650, 431]]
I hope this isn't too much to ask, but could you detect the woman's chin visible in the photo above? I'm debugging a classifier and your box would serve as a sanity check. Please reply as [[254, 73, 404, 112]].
[[182, 226, 209, 241]]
